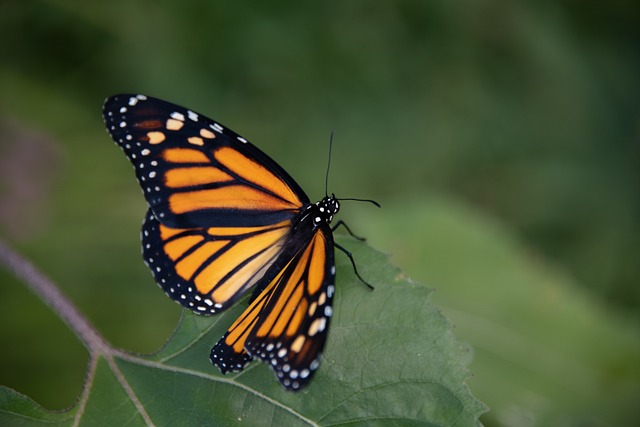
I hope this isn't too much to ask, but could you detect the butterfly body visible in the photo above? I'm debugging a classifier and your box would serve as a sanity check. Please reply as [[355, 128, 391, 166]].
[[103, 94, 349, 390]]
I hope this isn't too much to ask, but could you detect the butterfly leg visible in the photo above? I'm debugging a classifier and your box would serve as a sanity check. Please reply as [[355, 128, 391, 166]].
[[334, 242, 374, 290], [332, 220, 366, 241]]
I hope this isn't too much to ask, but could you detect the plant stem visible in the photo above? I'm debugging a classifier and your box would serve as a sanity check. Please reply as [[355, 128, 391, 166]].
[[0, 240, 109, 354]]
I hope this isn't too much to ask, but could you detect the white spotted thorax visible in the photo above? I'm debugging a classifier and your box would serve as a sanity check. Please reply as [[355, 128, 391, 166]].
[[296, 194, 340, 231]]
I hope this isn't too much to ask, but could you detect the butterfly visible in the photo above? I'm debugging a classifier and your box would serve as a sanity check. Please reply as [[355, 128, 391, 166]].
[[102, 94, 376, 391]]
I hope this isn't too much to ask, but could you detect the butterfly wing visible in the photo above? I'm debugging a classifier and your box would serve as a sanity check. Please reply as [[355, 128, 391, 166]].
[[103, 94, 311, 313], [142, 209, 291, 313], [103, 94, 309, 229], [210, 223, 335, 390]]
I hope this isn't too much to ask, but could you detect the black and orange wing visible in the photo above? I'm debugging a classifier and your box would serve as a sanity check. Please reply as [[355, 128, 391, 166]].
[[142, 210, 292, 313], [103, 94, 309, 229], [102, 94, 310, 312], [210, 223, 336, 390]]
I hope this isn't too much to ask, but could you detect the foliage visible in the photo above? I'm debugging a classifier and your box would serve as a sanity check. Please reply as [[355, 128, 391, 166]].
[[355, 195, 640, 426], [0, 240, 485, 426]]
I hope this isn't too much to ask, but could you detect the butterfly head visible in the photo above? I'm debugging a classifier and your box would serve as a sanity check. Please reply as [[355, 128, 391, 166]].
[[312, 194, 340, 227]]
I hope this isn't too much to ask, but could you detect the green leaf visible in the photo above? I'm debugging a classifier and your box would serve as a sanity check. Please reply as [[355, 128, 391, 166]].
[[354, 195, 640, 426], [0, 239, 486, 426]]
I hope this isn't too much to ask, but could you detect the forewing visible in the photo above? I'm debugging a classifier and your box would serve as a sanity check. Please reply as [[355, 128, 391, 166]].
[[103, 94, 309, 229]]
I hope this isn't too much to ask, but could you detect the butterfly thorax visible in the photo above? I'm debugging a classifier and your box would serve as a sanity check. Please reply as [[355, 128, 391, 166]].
[[295, 195, 340, 231]]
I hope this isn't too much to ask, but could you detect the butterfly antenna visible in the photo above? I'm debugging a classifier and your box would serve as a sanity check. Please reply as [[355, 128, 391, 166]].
[[325, 130, 334, 197], [339, 197, 381, 208], [324, 131, 380, 209]]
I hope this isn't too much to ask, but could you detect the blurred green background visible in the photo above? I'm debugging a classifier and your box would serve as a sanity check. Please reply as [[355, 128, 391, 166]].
[[1, 0, 639, 425]]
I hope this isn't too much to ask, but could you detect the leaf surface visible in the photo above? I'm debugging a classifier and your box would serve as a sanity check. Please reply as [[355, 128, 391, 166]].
[[0, 239, 485, 426]]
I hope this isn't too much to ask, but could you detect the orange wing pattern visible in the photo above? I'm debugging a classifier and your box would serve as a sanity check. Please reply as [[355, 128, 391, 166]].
[[210, 226, 335, 390], [142, 210, 291, 313], [103, 94, 308, 229]]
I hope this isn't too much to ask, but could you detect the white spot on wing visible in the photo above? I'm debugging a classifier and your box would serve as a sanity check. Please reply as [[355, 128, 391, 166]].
[[171, 112, 185, 121]]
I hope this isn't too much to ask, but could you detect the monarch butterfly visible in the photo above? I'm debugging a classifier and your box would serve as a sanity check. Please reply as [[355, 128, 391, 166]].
[[102, 94, 376, 391]]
